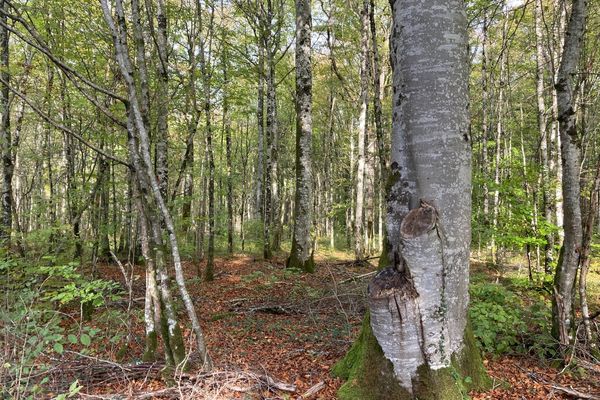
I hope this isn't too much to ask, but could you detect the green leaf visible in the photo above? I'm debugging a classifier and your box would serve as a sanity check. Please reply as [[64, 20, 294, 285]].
[[68, 379, 81, 396], [53, 342, 64, 354], [68, 334, 78, 344], [80, 333, 91, 346]]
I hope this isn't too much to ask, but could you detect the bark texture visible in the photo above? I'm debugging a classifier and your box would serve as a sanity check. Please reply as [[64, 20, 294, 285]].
[[100, 0, 212, 369], [0, 0, 11, 244], [354, 0, 369, 261], [552, 0, 587, 350], [287, 0, 314, 273], [337, 0, 488, 397]]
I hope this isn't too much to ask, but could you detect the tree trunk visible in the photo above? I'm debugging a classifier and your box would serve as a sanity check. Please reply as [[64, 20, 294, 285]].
[[335, 1, 488, 397], [552, 0, 586, 352], [222, 27, 234, 256], [196, 0, 216, 280], [287, 0, 314, 273], [491, 9, 508, 265], [153, 0, 169, 202], [101, 0, 212, 369], [535, 0, 554, 274], [354, 0, 369, 261], [0, 0, 11, 245], [255, 45, 265, 219], [266, 45, 280, 253], [480, 11, 490, 220]]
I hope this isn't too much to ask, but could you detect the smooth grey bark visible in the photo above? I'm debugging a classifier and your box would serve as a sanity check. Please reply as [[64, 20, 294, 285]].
[[0, 0, 11, 244], [368, 0, 386, 184], [154, 0, 170, 202], [480, 11, 490, 219], [266, 41, 280, 252], [491, 9, 508, 264], [354, 0, 369, 261], [535, 0, 554, 273], [287, 0, 314, 273], [223, 37, 233, 256], [132, 0, 151, 138], [550, 0, 566, 238], [100, 0, 211, 369], [552, 0, 586, 351], [195, 0, 216, 280], [255, 45, 265, 218], [367, 0, 476, 395]]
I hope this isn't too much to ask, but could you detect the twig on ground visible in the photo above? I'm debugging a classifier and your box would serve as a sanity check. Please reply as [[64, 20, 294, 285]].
[[300, 381, 326, 398], [340, 270, 376, 284], [549, 384, 600, 399], [527, 369, 600, 400]]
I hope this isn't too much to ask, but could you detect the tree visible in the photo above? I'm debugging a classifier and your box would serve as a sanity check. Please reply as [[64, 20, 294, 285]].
[[287, 0, 314, 273], [100, 0, 211, 368], [353, 0, 369, 261], [334, 0, 488, 397], [0, 0, 11, 245], [552, 0, 587, 352]]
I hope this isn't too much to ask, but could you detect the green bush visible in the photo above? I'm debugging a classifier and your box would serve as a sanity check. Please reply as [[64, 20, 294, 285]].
[[469, 282, 526, 354], [469, 280, 556, 358], [0, 258, 118, 398]]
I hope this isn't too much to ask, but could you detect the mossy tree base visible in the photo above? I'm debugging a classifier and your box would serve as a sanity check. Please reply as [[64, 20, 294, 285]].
[[333, 313, 490, 400], [142, 330, 158, 362], [286, 250, 315, 273]]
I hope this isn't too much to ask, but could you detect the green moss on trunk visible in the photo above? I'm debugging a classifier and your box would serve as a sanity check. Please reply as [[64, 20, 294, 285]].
[[286, 248, 315, 273], [334, 313, 490, 400], [333, 313, 410, 400], [143, 330, 158, 362], [168, 322, 187, 367]]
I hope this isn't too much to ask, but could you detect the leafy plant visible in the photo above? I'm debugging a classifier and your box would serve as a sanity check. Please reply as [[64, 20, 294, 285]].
[[1, 257, 120, 398], [469, 282, 526, 354]]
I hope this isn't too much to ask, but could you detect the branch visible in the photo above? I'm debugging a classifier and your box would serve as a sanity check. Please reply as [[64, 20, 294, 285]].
[[0, 76, 131, 167], [0, 2, 127, 103]]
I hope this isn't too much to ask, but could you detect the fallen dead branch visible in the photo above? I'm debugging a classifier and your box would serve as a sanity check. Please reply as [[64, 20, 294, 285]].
[[300, 381, 325, 398], [549, 384, 600, 399], [229, 303, 300, 315], [527, 371, 600, 399], [340, 270, 377, 284], [78, 367, 296, 399]]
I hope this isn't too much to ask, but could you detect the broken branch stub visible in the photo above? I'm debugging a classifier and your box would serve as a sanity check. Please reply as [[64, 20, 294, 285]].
[[367, 201, 455, 393]]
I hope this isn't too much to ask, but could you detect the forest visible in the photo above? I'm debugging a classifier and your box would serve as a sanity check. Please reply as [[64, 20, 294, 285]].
[[1, 0, 600, 398]]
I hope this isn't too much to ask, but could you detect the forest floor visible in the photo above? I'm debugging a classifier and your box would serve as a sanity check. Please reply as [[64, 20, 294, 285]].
[[42, 253, 600, 399]]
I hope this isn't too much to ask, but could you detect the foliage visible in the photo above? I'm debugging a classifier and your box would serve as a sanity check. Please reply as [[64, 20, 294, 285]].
[[470, 282, 526, 354], [469, 278, 556, 358], [0, 258, 119, 398]]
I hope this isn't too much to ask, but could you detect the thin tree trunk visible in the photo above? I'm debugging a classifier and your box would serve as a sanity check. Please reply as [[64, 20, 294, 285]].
[[552, 0, 586, 352], [536, 0, 554, 273], [195, 0, 216, 280], [0, 0, 11, 245], [354, 0, 369, 261], [101, 0, 211, 368], [287, 0, 314, 272], [255, 45, 265, 219], [481, 11, 490, 219], [150, 0, 169, 201]]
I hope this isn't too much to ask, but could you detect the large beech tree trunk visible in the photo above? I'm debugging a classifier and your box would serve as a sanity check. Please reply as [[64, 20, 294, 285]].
[[287, 0, 314, 273], [334, 0, 488, 398], [552, 0, 586, 351]]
